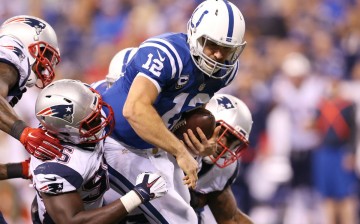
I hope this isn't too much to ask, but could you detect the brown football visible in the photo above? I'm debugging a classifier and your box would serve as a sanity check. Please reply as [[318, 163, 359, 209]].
[[172, 107, 216, 141]]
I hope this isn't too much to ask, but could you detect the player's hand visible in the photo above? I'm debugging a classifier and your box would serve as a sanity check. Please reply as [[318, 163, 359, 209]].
[[183, 126, 221, 157], [20, 127, 63, 161], [133, 172, 167, 203], [176, 150, 198, 189]]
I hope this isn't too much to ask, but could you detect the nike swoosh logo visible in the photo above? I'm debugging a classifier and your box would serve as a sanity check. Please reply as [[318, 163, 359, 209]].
[[44, 176, 56, 181], [147, 176, 161, 188], [28, 132, 37, 139], [157, 50, 165, 62]]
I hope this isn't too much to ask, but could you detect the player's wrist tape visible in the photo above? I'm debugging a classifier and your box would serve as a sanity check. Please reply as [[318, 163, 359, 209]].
[[6, 163, 24, 179], [10, 120, 27, 140], [119, 190, 142, 213]]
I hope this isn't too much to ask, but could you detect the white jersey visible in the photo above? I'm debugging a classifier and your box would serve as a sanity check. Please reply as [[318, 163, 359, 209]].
[[195, 160, 240, 194], [30, 140, 109, 223], [194, 161, 240, 224], [0, 35, 31, 106], [104, 136, 198, 224]]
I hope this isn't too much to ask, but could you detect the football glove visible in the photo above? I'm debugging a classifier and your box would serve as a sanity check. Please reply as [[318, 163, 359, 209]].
[[20, 127, 63, 161], [133, 172, 167, 203]]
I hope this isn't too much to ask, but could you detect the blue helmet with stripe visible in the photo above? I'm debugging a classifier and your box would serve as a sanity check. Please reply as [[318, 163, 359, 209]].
[[187, 0, 246, 79]]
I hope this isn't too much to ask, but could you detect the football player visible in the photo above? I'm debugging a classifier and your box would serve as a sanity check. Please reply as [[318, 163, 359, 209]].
[[191, 94, 254, 224], [27, 79, 167, 224], [105, 94, 254, 223], [91, 47, 137, 92], [101, 1, 247, 222], [0, 15, 62, 160]]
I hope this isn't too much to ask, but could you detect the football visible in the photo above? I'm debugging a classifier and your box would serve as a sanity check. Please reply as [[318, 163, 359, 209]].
[[172, 107, 216, 142]]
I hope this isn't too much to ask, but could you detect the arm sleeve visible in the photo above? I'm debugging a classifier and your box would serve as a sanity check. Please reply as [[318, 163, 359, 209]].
[[33, 162, 83, 195]]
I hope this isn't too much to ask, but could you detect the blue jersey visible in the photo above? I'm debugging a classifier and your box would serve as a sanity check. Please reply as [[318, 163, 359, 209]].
[[102, 33, 238, 149], [91, 79, 108, 95]]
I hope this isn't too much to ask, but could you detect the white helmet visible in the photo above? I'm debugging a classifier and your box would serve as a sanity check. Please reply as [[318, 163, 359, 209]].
[[106, 47, 138, 87], [187, 0, 246, 79], [35, 79, 114, 144], [0, 15, 61, 88], [204, 93, 253, 168]]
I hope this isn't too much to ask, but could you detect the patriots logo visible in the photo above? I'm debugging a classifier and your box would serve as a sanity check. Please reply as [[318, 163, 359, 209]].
[[40, 182, 63, 194], [37, 104, 74, 123], [216, 96, 235, 111], [4, 17, 46, 35], [1, 45, 25, 62]]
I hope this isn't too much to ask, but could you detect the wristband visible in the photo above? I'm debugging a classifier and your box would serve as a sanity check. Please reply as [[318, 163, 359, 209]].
[[10, 120, 28, 140], [6, 163, 24, 179], [119, 190, 142, 213], [21, 159, 31, 179]]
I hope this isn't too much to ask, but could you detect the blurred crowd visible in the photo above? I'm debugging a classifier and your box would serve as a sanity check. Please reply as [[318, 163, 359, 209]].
[[1, 0, 360, 223]]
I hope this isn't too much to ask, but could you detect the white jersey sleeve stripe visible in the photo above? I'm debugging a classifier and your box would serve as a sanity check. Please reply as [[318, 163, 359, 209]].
[[149, 38, 184, 75], [139, 43, 177, 79], [138, 72, 162, 93]]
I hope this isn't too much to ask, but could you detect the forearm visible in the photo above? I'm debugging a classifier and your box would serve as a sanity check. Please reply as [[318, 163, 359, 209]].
[[0, 96, 20, 134], [0, 161, 29, 180], [208, 187, 253, 224], [234, 209, 253, 224], [47, 190, 142, 224], [125, 101, 187, 157], [65, 200, 128, 224]]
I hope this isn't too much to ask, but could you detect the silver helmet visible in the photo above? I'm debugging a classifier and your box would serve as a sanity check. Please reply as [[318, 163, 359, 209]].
[[0, 15, 60, 88], [106, 47, 137, 88], [35, 79, 114, 144], [187, 0, 246, 79], [204, 93, 252, 168]]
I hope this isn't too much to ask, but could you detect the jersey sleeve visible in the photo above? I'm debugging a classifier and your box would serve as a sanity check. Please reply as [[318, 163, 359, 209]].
[[33, 162, 84, 195], [0, 35, 30, 92], [195, 161, 239, 193], [129, 38, 183, 92]]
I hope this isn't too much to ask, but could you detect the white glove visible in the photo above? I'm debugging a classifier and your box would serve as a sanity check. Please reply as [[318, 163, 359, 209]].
[[134, 172, 168, 202]]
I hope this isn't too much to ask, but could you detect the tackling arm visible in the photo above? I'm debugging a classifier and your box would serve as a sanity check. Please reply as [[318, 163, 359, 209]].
[[0, 62, 62, 160], [123, 75, 199, 188], [0, 62, 21, 133], [0, 159, 31, 180], [207, 186, 253, 224], [41, 172, 167, 224], [42, 191, 129, 224]]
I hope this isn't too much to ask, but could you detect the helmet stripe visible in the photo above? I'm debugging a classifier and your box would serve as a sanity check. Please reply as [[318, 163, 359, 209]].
[[224, 1, 234, 42], [121, 49, 132, 74]]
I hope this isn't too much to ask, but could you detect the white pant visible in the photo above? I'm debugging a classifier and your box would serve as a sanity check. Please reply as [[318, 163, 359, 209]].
[[104, 137, 197, 224]]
